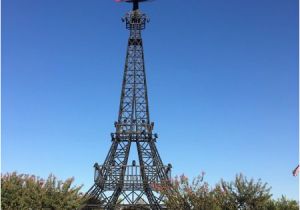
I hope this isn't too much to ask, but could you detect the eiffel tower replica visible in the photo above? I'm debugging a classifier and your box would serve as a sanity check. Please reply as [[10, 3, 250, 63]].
[[82, 0, 172, 209]]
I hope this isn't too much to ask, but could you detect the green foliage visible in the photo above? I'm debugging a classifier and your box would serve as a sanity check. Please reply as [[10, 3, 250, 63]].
[[2, 172, 298, 210], [1, 172, 85, 210], [214, 173, 272, 210], [161, 173, 220, 209], [265, 196, 300, 210], [158, 173, 299, 210]]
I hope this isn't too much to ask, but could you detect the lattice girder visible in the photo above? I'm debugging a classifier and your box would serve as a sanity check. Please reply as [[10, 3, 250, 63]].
[[83, 9, 172, 210]]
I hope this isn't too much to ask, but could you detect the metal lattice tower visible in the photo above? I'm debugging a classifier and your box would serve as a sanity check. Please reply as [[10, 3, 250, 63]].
[[82, 1, 172, 209]]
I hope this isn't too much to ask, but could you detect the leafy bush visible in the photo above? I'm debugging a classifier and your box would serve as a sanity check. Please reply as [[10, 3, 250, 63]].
[[1, 172, 84, 210], [214, 173, 272, 210], [2, 172, 298, 210], [267, 196, 299, 210], [160, 173, 219, 209], [157, 173, 298, 210]]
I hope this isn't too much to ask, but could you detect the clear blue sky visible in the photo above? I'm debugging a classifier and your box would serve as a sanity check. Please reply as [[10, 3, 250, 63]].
[[2, 0, 299, 200]]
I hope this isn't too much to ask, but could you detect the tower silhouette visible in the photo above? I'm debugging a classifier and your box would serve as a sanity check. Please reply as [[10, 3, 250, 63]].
[[83, 1, 172, 209]]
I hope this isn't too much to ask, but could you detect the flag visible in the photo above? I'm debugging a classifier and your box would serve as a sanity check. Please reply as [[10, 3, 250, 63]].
[[292, 165, 299, 176]]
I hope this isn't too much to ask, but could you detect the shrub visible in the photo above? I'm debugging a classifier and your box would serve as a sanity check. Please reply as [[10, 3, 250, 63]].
[[214, 174, 272, 210], [1, 172, 84, 210], [157, 173, 298, 210]]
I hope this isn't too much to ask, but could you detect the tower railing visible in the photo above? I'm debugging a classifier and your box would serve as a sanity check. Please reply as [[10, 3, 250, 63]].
[[94, 164, 172, 191], [122, 11, 149, 30]]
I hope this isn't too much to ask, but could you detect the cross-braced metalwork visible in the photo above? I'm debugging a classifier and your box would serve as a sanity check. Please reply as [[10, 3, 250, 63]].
[[82, 1, 172, 209]]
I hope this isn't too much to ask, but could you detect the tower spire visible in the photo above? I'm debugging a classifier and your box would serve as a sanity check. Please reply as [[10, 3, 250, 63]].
[[133, 0, 139, 10], [82, 2, 172, 210], [117, 0, 150, 11]]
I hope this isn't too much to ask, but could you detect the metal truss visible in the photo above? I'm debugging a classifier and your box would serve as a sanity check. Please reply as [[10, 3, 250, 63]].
[[82, 8, 172, 210]]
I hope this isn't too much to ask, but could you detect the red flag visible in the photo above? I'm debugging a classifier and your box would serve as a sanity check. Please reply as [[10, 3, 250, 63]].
[[292, 165, 299, 176]]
